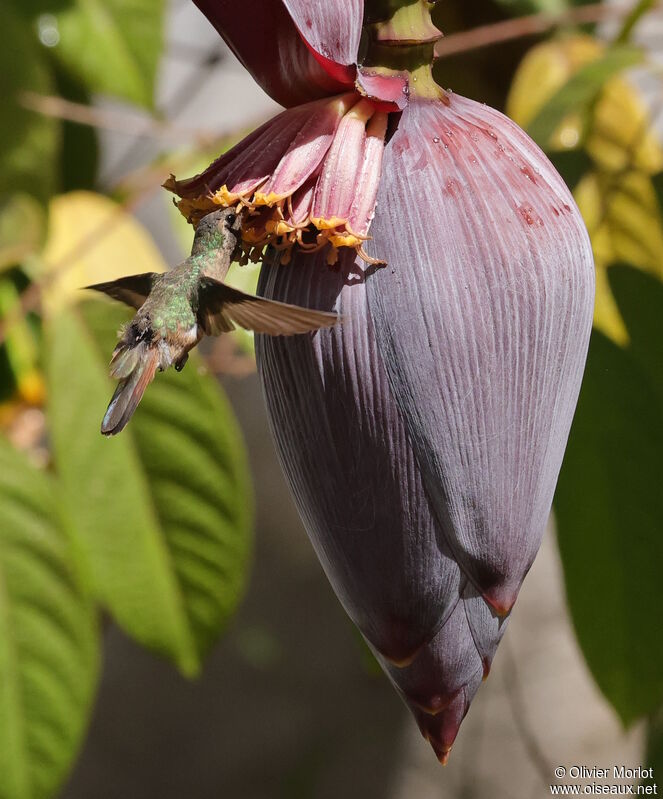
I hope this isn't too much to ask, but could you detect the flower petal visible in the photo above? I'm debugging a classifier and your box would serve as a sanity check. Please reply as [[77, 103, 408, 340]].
[[311, 99, 374, 229], [256, 249, 462, 664], [167, 96, 387, 265], [256, 96, 352, 203], [377, 582, 507, 760], [192, 0, 350, 107], [282, 0, 363, 81], [462, 586, 509, 676], [365, 95, 595, 615], [167, 103, 313, 200], [379, 593, 482, 716], [281, 173, 319, 228], [411, 668, 483, 764], [346, 113, 388, 236], [382, 606, 485, 763], [355, 67, 409, 111]]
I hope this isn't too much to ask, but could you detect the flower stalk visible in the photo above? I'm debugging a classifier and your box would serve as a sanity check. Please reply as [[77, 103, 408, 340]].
[[369, 1, 442, 45], [361, 1, 443, 99]]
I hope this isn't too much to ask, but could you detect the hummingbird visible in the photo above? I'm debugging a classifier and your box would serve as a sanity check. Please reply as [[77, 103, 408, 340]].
[[87, 207, 339, 436]]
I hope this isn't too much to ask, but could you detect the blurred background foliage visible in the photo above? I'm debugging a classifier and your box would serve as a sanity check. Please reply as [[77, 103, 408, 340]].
[[0, 0, 662, 797]]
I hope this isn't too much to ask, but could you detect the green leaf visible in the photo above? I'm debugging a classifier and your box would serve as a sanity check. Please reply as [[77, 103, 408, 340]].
[[0, 4, 58, 204], [651, 171, 663, 217], [609, 265, 663, 407], [0, 435, 98, 799], [46, 302, 252, 674], [53, 65, 99, 193], [53, 0, 165, 107], [527, 46, 644, 147], [8, 0, 73, 17], [0, 195, 46, 273], [555, 330, 663, 724], [643, 708, 663, 790], [548, 148, 592, 192], [0, 277, 42, 403]]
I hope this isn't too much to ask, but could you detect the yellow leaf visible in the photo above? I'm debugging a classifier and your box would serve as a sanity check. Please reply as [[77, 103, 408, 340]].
[[592, 80, 662, 174], [0, 277, 43, 407], [40, 191, 166, 313], [507, 35, 663, 341], [575, 171, 663, 341], [507, 35, 662, 173], [0, 194, 45, 273], [508, 36, 599, 126]]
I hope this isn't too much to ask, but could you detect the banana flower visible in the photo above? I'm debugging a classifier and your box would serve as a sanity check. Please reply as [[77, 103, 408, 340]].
[[167, 0, 595, 763]]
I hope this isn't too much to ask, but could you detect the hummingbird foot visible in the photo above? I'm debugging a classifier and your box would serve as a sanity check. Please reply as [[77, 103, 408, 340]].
[[174, 353, 189, 372]]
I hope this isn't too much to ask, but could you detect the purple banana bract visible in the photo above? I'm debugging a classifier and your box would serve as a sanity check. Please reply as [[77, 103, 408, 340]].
[[169, 0, 595, 762]]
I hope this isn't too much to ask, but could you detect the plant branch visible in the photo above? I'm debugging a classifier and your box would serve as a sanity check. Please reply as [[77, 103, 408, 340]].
[[434, 1, 662, 58], [19, 92, 218, 145]]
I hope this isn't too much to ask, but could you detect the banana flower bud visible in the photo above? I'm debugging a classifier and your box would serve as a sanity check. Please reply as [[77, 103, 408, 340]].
[[167, 0, 595, 763]]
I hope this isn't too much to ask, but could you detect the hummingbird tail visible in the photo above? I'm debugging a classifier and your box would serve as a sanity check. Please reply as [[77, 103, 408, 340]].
[[101, 343, 159, 436]]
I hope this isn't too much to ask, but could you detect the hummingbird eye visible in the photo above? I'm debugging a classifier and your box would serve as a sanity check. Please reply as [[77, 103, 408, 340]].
[[225, 212, 237, 227]]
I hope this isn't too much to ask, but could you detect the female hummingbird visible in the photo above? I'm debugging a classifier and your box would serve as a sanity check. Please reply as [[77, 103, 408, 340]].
[[87, 208, 339, 436]]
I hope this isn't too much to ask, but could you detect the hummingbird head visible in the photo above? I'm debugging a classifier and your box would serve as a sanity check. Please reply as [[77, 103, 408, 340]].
[[197, 207, 243, 237], [191, 207, 243, 257]]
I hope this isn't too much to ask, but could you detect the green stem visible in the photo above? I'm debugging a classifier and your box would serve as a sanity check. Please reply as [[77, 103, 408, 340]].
[[368, 1, 442, 45], [362, 1, 443, 98], [614, 0, 655, 44]]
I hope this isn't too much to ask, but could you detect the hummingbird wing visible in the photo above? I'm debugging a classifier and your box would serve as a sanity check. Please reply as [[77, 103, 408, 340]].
[[197, 277, 339, 337], [85, 273, 157, 310]]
